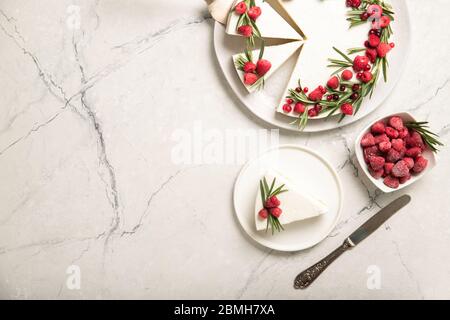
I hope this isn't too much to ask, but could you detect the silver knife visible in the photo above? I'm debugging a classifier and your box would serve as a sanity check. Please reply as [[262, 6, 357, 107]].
[[294, 194, 411, 289]]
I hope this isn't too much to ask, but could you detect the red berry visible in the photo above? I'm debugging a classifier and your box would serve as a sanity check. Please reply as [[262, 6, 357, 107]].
[[308, 108, 318, 117], [340, 85, 346, 92], [398, 127, 409, 139], [265, 196, 280, 208], [356, 72, 363, 79], [295, 87, 302, 93], [392, 160, 410, 178], [333, 94, 339, 101], [308, 87, 325, 101], [352, 84, 361, 92], [371, 121, 386, 134], [406, 131, 425, 149], [367, 4, 383, 18], [361, 12, 370, 21], [384, 162, 394, 175], [282, 104, 292, 113], [368, 34, 381, 48], [379, 141, 392, 153], [342, 70, 353, 80], [391, 139, 405, 152], [369, 155, 385, 171], [327, 76, 340, 89], [386, 149, 401, 163], [399, 174, 411, 184], [390, 42, 395, 48], [361, 132, 376, 147], [243, 61, 256, 73], [294, 102, 306, 114], [384, 175, 400, 189], [377, 42, 392, 58], [243, 73, 258, 85], [319, 85, 327, 93], [374, 133, 389, 144], [413, 156, 428, 173], [256, 59, 272, 76], [403, 157, 414, 169], [247, 6, 262, 20], [385, 127, 399, 139], [369, 168, 384, 179], [314, 104, 323, 113], [270, 207, 282, 218], [350, 93, 359, 100], [238, 25, 253, 37], [361, 71, 373, 83], [389, 116, 404, 131], [405, 147, 422, 158], [340, 103, 353, 115], [366, 48, 378, 63], [286, 98, 294, 104], [379, 16, 391, 28], [235, 1, 247, 15], [303, 87, 309, 93], [353, 55, 369, 72], [364, 146, 380, 163], [258, 208, 269, 219], [327, 95, 334, 101]]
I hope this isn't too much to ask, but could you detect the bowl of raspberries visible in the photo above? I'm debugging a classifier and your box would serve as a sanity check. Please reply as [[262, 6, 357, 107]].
[[355, 112, 439, 192]]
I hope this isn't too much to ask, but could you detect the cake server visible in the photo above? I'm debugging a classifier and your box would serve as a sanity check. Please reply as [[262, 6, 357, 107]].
[[294, 194, 411, 289]]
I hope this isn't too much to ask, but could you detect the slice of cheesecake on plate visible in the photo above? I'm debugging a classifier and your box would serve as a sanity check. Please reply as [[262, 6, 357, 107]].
[[254, 169, 329, 231], [226, 0, 302, 41], [233, 41, 303, 93]]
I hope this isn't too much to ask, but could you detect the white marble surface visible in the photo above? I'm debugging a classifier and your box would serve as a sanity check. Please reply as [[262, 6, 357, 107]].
[[0, 0, 449, 299]]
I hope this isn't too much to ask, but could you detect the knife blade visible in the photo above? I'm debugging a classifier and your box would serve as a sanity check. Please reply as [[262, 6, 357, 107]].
[[348, 194, 411, 246], [294, 194, 411, 289]]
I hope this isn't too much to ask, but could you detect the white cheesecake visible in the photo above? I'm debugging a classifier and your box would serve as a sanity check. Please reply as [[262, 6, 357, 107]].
[[226, 0, 302, 40], [275, 0, 369, 118], [233, 41, 303, 93], [255, 169, 328, 231]]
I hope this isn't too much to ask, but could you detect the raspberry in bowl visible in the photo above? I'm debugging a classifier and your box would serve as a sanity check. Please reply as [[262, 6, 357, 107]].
[[355, 112, 440, 193]]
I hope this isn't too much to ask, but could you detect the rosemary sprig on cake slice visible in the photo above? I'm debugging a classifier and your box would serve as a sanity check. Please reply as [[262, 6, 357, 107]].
[[258, 177, 288, 235]]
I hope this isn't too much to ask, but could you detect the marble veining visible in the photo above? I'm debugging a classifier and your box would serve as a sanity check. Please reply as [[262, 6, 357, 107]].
[[0, 0, 449, 299]]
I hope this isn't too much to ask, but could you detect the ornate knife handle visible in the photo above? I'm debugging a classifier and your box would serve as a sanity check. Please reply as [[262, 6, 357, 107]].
[[294, 238, 353, 289]]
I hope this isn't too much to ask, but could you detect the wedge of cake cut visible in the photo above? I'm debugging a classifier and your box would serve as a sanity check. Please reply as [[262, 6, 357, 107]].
[[255, 169, 329, 231], [265, 0, 306, 39], [207, 0, 234, 25], [226, 0, 302, 41], [233, 41, 303, 93]]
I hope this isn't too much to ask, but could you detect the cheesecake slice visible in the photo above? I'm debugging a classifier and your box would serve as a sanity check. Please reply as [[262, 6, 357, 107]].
[[233, 41, 303, 93], [255, 169, 328, 231], [226, 0, 302, 40]]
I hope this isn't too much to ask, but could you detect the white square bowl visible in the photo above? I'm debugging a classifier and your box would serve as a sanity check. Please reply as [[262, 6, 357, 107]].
[[354, 112, 437, 193]]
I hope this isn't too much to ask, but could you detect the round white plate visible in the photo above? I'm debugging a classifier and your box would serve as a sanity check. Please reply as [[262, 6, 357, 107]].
[[233, 145, 343, 251], [214, 0, 411, 132]]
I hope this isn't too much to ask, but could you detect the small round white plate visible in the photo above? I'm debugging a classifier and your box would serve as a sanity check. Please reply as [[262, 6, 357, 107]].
[[233, 145, 343, 251], [214, 0, 411, 132]]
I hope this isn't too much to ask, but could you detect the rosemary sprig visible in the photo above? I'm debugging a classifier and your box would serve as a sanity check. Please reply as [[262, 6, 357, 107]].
[[405, 121, 444, 153], [259, 177, 288, 235]]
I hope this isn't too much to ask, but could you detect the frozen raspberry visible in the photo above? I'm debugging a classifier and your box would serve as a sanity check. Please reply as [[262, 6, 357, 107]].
[[406, 131, 425, 149], [327, 76, 340, 89], [248, 6, 262, 20], [368, 34, 381, 48], [374, 133, 389, 144], [403, 157, 414, 169], [256, 59, 272, 76], [342, 70, 353, 80], [353, 55, 369, 72], [379, 16, 391, 28], [399, 173, 411, 184], [294, 102, 306, 114], [367, 4, 383, 18], [369, 155, 385, 171], [235, 1, 247, 15], [364, 146, 380, 163], [258, 208, 269, 219], [243, 61, 256, 73], [413, 156, 428, 173], [388, 116, 404, 131], [371, 121, 386, 134], [384, 162, 394, 175], [386, 149, 401, 163], [384, 175, 399, 189], [341, 103, 353, 115], [378, 141, 391, 153], [361, 71, 373, 83], [392, 160, 410, 178], [377, 43, 392, 58], [282, 104, 292, 113], [361, 133, 375, 147], [398, 127, 409, 139], [308, 87, 325, 101], [366, 48, 377, 63], [369, 168, 384, 179], [265, 196, 280, 208], [385, 127, 399, 139], [238, 25, 253, 37], [391, 139, 405, 152], [243, 73, 258, 85], [270, 207, 282, 218], [405, 147, 421, 158]]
